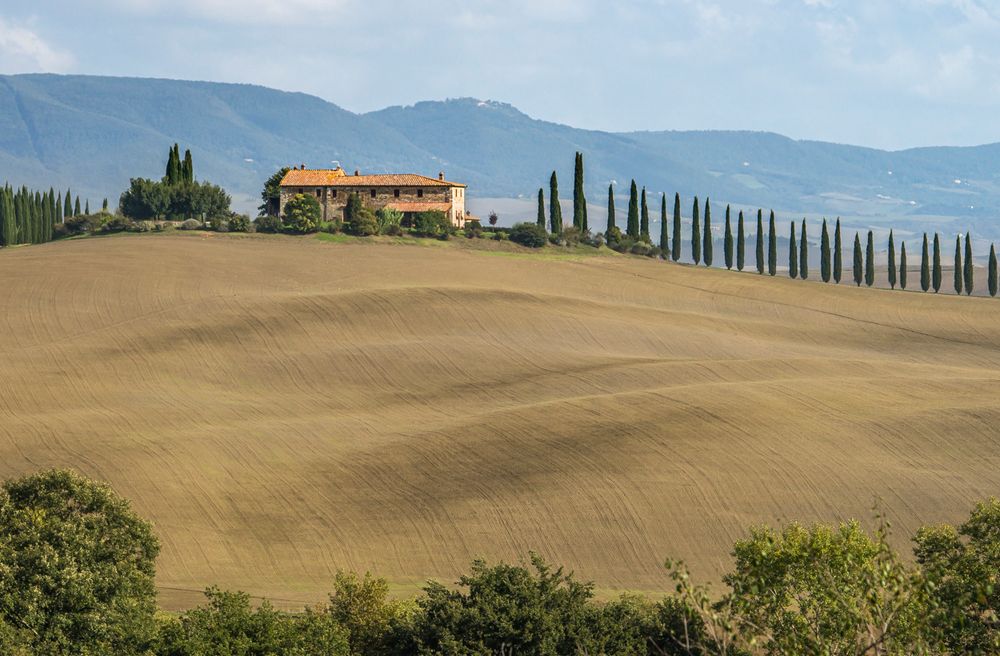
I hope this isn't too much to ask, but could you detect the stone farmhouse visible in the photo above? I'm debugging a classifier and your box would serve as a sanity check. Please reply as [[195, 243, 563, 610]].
[[279, 166, 470, 227]]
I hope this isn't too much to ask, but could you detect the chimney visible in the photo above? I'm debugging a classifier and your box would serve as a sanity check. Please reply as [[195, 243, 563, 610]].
[[354, 169, 360, 176], [300, 163, 305, 170], [438, 171, 445, 181]]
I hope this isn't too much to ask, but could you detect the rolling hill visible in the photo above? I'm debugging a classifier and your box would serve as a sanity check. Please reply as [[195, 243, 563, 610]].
[[1, 233, 998, 609], [2, 74, 1000, 236]]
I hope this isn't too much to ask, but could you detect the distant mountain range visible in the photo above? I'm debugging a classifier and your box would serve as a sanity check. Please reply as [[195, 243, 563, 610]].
[[1, 74, 999, 237]]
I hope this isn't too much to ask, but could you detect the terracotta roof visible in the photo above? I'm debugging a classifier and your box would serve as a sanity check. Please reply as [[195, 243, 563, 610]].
[[280, 168, 347, 186], [280, 171, 466, 188], [387, 202, 453, 213]]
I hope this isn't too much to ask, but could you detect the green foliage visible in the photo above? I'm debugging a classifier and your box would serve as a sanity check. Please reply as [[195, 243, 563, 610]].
[[0, 470, 160, 655], [922, 234, 931, 292], [900, 242, 908, 290], [866, 230, 875, 287], [640, 187, 650, 242], [283, 193, 322, 234], [254, 215, 282, 234], [768, 210, 777, 276], [0, 184, 57, 246], [326, 571, 413, 656], [888, 230, 897, 289], [756, 210, 765, 275], [914, 498, 1000, 654], [572, 152, 587, 232], [788, 221, 798, 278], [375, 208, 403, 235], [412, 211, 452, 239], [691, 196, 701, 265], [672, 193, 682, 262], [990, 244, 998, 297], [737, 210, 746, 271], [724, 205, 733, 270], [954, 235, 964, 295], [549, 171, 562, 235], [854, 233, 864, 286], [627, 180, 640, 240], [799, 218, 808, 279], [509, 222, 548, 248], [537, 188, 546, 229], [933, 234, 943, 293], [228, 214, 251, 233], [605, 184, 616, 239], [820, 218, 831, 282], [964, 232, 974, 295], [259, 167, 291, 217], [659, 193, 669, 256], [156, 588, 349, 656], [833, 218, 843, 284], [703, 198, 713, 267], [120, 178, 231, 221]]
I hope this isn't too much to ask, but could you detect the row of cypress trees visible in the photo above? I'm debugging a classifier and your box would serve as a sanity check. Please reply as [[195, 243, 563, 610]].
[[0, 184, 106, 247], [538, 153, 1000, 297]]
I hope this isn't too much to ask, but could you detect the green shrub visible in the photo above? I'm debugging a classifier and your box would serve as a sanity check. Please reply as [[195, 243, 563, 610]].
[[179, 218, 202, 230], [509, 222, 548, 248], [282, 193, 321, 234], [346, 208, 379, 236], [375, 207, 403, 235], [254, 215, 282, 234], [100, 214, 133, 233], [227, 214, 251, 233], [412, 211, 452, 239], [464, 219, 483, 239], [319, 219, 343, 234]]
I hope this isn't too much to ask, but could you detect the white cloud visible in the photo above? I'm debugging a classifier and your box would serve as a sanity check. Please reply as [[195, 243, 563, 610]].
[[105, 0, 349, 25], [0, 17, 74, 73]]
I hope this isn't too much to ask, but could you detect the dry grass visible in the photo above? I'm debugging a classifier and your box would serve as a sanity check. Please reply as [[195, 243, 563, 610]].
[[1, 234, 999, 609]]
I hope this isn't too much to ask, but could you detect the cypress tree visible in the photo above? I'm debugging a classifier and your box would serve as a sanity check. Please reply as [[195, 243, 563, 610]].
[[964, 232, 974, 295], [921, 234, 930, 292], [737, 210, 746, 271], [799, 219, 808, 279], [103, 198, 109, 213], [85, 199, 90, 215], [954, 235, 963, 295], [74, 196, 81, 217], [887, 230, 896, 290], [56, 192, 63, 224], [671, 193, 681, 262], [640, 187, 650, 242], [755, 210, 764, 274], [659, 193, 668, 254], [900, 242, 907, 291], [833, 218, 843, 283], [788, 221, 798, 279], [853, 234, 863, 286], [724, 205, 733, 270], [0, 186, 12, 246], [182, 148, 194, 183], [768, 211, 777, 276], [626, 180, 639, 239], [549, 171, 562, 235], [702, 198, 713, 267], [605, 184, 615, 237], [64, 188, 73, 218], [691, 197, 701, 264], [933, 233, 942, 293], [537, 188, 546, 229], [820, 219, 831, 282], [865, 230, 875, 287], [572, 152, 585, 231], [989, 244, 998, 298]]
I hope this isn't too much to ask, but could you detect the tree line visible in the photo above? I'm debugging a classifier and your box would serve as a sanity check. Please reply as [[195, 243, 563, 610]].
[[538, 153, 1000, 296], [119, 144, 231, 221], [0, 469, 996, 655], [0, 184, 95, 247]]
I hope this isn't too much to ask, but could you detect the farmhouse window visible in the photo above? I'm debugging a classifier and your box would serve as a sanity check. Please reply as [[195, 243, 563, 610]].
[[370, 189, 377, 198], [316, 189, 322, 198], [394, 189, 400, 198], [417, 189, 424, 198], [332, 190, 337, 198]]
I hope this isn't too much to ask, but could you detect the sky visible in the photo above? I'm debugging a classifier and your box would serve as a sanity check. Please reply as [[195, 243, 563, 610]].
[[1, 0, 999, 150]]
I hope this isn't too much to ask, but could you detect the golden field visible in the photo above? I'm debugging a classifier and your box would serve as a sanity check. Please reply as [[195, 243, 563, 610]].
[[1, 233, 998, 609]]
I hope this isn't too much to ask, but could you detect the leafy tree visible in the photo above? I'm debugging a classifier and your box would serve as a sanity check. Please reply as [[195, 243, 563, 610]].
[[865, 230, 875, 287], [756, 209, 765, 274], [768, 210, 777, 276], [325, 571, 410, 656], [640, 187, 650, 242], [922, 233, 931, 292], [888, 230, 897, 289], [228, 214, 251, 232], [900, 242, 907, 291], [102, 198, 109, 213], [183, 149, 194, 184], [572, 152, 587, 231], [788, 221, 798, 278], [671, 193, 682, 262], [703, 198, 713, 266], [853, 233, 864, 286], [284, 193, 323, 234], [549, 171, 562, 235], [933, 233, 943, 293], [509, 222, 548, 248], [799, 218, 808, 279], [964, 232, 974, 295], [0, 470, 159, 655], [659, 193, 669, 255], [914, 498, 1000, 654], [820, 218, 831, 282], [724, 205, 733, 270], [691, 196, 701, 265], [626, 180, 639, 239], [604, 184, 615, 237], [990, 244, 998, 298], [537, 188, 546, 229], [954, 235, 964, 295], [412, 211, 452, 239], [737, 210, 746, 271], [259, 166, 291, 216]]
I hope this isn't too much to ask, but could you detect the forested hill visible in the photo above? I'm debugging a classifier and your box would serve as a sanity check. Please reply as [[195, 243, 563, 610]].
[[2, 73, 1000, 235]]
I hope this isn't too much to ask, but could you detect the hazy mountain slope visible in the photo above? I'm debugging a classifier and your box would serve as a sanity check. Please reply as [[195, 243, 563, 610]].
[[1, 74, 999, 235]]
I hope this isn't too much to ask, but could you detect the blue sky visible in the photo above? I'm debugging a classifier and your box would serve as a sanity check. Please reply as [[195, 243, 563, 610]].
[[1, 0, 999, 149]]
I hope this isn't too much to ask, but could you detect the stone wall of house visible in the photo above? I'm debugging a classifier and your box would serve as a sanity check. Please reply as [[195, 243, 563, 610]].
[[279, 185, 467, 226]]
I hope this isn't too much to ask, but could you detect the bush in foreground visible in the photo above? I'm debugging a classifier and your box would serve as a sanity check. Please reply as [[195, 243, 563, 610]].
[[509, 222, 548, 248]]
